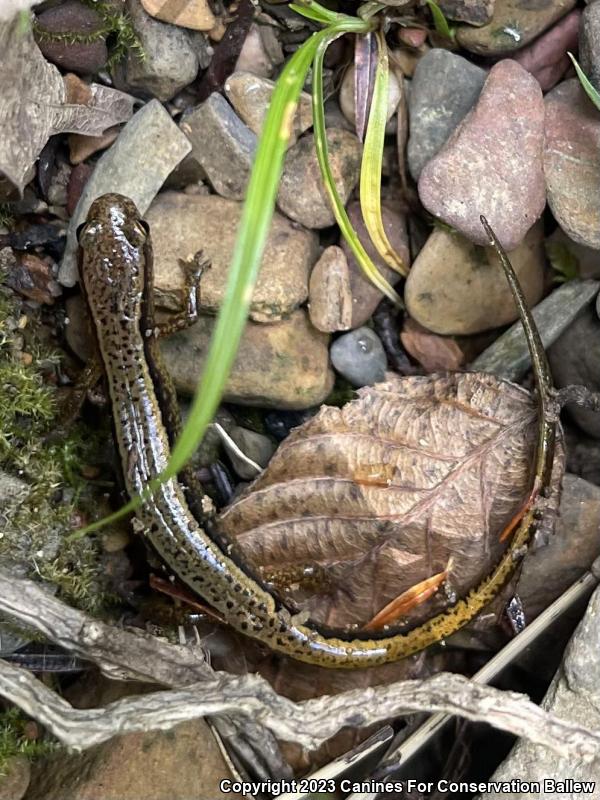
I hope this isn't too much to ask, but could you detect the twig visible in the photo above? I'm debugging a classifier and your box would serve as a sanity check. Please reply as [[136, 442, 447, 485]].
[[1, 570, 600, 761], [1, 657, 600, 759]]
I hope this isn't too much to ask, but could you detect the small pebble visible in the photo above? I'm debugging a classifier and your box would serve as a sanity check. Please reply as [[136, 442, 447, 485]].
[[180, 93, 257, 201], [438, 0, 494, 25], [277, 130, 362, 229], [339, 65, 401, 129], [330, 327, 387, 388], [224, 71, 312, 146], [235, 23, 278, 78], [228, 426, 276, 480], [140, 0, 215, 31], [308, 246, 353, 333], [122, 0, 202, 101]]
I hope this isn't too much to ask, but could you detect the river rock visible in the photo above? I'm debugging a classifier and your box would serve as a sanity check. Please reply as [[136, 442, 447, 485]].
[[35, 1, 108, 74], [513, 9, 581, 90], [180, 93, 257, 201], [341, 202, 410, 328], [0, 756, 29, 800], [549, 305, 600, 438], [123, 0, 201, 101], [277, 130, 362, 229], [580, 1, 600, 92], [437, 0, 494, 24], [544, 79, 600, 250], [405, 221, 545, 335], [480, 578, 600, 800], [456, 0, 577, 55], [547, 227, 600, 280], [330, 327, 387, 387], [228, 426, 276, 479], [235, 22, 280, 78], [471, 279, 600, 382], [308, 246, 353, 333], [418, 60, 545, 251], [407, 49, 486, 181], [224, 72, 312, 146], [146, 192, 317, 322], [339, 65, 402, 128], [59, 100, 192, 286], [141, 0, 215, 30], [516, 474, 600, 620], [160, 309, 334, 409]]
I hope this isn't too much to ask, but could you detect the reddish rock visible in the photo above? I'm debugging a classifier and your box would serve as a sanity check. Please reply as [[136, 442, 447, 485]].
[[418, 59, 545, 250], [397, 27, 428, 48], [66, 162, 93, 216], [35, 1, 108, 74], [513, 9, 581, 91], [544, 79, 600, 249]]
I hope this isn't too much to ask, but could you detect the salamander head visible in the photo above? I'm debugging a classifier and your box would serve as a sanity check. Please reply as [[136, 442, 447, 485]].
[[78, 193, 148, 252]]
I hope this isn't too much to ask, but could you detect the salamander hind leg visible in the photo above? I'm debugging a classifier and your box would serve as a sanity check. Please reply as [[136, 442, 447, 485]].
[[152, 251, 211, 337]]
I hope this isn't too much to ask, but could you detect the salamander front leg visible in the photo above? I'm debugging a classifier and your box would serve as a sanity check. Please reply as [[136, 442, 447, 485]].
[[151, 251, 211, 337]]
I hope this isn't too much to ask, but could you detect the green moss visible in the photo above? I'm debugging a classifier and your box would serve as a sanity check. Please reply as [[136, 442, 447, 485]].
[[0, 282, 112, 615], [0, 708, 58, 778]]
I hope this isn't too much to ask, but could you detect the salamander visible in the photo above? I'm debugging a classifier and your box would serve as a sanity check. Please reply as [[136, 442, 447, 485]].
[[76, 193, 556, 669]]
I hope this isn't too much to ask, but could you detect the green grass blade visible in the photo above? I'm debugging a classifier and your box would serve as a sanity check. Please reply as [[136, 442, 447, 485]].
[[68, 27, 337, 540], [289, 1, 338, 24], [312, 29, 403, 306], [360, 31, 408, 276], [425, 0, 454, 39], [568, 52, 600, 111]]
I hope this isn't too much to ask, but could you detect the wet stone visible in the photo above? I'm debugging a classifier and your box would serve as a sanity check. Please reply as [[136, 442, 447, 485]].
[[330, 327, 387, 388], [407, 49, 486, 181], [418, 59, 545, 251], [180, 93, 257, 201], [456, 0, 577, 55], [544, 79, 600, 250]]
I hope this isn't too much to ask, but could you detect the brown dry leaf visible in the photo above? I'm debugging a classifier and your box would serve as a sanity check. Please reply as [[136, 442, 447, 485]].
[[220, 373, 564, 632], [0, 17, 134, 193]]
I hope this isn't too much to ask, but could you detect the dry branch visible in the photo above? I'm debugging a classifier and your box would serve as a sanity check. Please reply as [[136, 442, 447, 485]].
[[1, 570, 600, 761]]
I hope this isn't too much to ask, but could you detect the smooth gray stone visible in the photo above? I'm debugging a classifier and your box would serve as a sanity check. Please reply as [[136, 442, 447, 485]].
[[59, 100, 191, 287], [407, 49, 486, 181], [470, 280, 600, 382], [330, 327, 387, 388], [478, 577, 600, 800], [180, 93, 257, 201]]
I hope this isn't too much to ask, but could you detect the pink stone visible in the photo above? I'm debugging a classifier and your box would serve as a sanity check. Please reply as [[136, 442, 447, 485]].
[[398, 28, 428, 49], [513, 9, 581, 91], [418, 59, 545, 250]]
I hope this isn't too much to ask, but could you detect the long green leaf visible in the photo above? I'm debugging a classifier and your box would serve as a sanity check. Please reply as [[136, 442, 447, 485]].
[[360, 31, 407, 276], [425, 0, 454, 39], [568, 52, 600, 111], [69, 24, 354, 540], [312, 30, 403, 306]]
